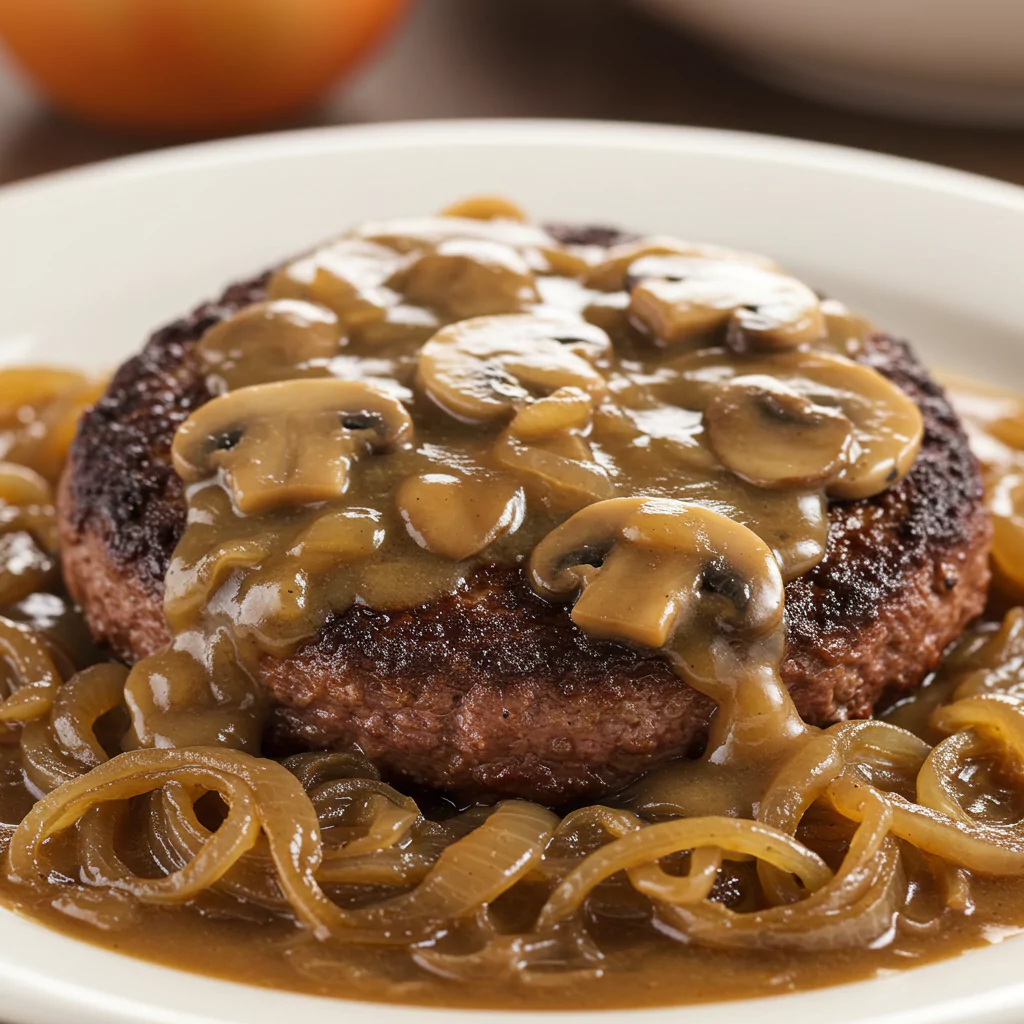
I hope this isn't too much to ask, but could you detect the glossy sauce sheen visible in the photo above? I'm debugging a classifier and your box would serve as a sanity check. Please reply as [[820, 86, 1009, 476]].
[[4, 607, 1024, 1010], [124, 200, 921, 753], [0, 202, 1023, 1013]]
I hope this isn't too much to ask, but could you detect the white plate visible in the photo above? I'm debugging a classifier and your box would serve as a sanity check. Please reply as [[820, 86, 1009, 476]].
[[0, 119, 1023, 1024]]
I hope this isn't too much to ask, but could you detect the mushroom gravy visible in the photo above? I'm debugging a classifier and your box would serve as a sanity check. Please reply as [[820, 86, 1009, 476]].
[[124, 197, 923, 753], [3, 202, 1024, 1013]]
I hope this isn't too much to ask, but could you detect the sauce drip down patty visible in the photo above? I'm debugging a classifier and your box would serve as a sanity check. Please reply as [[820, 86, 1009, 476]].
[[0, 199, 1023, 1010], [59, 202, 986, 801]]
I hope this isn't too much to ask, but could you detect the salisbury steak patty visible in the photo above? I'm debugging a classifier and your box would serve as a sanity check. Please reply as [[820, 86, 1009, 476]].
[[59, 234, 991, 803]]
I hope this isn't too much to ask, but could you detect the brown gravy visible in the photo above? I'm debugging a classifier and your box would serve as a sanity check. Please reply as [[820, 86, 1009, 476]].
[[124, 199, 920, 757], [3, 859, 1024, 1010], [2, 611, 1024, 1010], [0, 200, 1023, 1012]]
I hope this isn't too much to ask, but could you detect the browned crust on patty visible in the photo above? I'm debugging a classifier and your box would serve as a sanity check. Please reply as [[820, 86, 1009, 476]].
[[58, 233, 992, 802]]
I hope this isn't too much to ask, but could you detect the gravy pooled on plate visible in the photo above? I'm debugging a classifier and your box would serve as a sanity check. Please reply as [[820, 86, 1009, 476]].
[[1, 199, 1023, 1011]]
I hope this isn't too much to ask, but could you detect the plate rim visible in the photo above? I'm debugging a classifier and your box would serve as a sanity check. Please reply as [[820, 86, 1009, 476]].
[[2, 117, 1024, 214], [1, 117, 1024, 1024]]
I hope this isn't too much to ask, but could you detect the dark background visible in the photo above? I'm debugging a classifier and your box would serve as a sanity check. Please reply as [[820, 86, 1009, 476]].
[[1, 0, 1023, 188]]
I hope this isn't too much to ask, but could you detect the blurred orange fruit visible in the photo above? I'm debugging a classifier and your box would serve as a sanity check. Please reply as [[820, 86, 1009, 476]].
[[0, 0, 409, 134]]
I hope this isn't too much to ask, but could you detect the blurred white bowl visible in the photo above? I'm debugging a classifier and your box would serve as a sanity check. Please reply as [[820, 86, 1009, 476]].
[[636, 0, 1024, 125]]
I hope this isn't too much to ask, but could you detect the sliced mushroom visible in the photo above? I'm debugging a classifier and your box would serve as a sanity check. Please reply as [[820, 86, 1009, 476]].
[[820, 298, 874, 357], [172, 379, 413, 515], [493, 430, 614, 510], [489, 385, 611, 510], [417, 314, 612, 424], [165, 535, 272, 629], [784, 354, 924, 499], [529, 496, 783, 653], [397, 473, 525, 560], [353, 215, 554, 256], [270, 212, 581, 339], [664, 349, 923, 500], [508, 386, 594, 441], [704, 376, 855, 490], [578, 291, 632, 341], [167, 503, 384, 637], [197, 300, 342, 393], [355, 302, 441, 349], [584, 236, 779, 292], [287, 507, 386, 571], [619, 405, 720, 475], [389, 238, 539, 320], [537, 245, 594, 279], [628, 256, 825, 352], [269, 239, 402, 329], [440, 195, 529, 222]]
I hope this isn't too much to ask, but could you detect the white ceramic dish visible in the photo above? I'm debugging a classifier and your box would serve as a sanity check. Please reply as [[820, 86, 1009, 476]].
[[0, 119, 1023, 1024], [635, 0, 1024, 126]]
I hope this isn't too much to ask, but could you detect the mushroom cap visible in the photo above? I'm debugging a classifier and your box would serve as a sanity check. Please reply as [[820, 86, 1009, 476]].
[[197, 299, 342, 392], [389, 238, 539, 320], [704, 376, 855, 491], [397, 472, 526, 561], [171, 379, 413, 515], [268, 239, 403, 328], [664, 349, 924, 500], [627, 256, 826, 352], [416, 313, 612, 425], [528, 496, 784, 651], [352, 215, 555, 256], [584, 236, 778, 292]]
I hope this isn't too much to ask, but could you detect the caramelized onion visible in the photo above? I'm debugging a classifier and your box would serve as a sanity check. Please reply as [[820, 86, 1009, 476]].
[[335, 801, 558, 944], [830, 777, 1024, 875], [628, 846, 723, 905], [20, 663, 128, 793], [8, 207, 1024, 1002], [538, 816, 831, 929], [0, 616, 63, 724], [661, 784, 902, 951], [5, 747, 345, 935]]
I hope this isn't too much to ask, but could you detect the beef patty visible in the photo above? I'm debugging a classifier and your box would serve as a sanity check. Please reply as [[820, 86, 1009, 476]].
[[58, 227, 992, 804]]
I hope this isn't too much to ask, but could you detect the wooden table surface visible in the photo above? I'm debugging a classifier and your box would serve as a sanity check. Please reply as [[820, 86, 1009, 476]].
[[1, 0, 1023, 190]]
